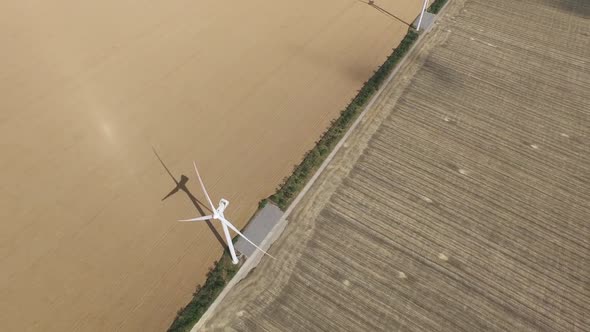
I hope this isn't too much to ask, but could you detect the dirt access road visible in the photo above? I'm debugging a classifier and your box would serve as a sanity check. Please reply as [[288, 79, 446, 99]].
[[0, 0, 422, 331], [201, 0, 590, 330]]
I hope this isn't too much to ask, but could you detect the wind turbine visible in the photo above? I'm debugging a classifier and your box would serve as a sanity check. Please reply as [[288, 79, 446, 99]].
[[179, 161, 275, 264]]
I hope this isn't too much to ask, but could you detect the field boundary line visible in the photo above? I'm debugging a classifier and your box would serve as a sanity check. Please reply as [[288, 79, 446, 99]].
[[191, 9, 448, 331]]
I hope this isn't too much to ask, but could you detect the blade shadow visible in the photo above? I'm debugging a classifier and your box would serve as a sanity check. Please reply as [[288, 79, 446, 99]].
[[152, 147, 226, 251], [161, 174, 187, 201], [358, 0, 412, 26]]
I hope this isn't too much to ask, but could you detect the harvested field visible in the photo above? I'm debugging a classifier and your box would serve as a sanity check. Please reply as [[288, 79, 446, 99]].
[[0, 0, 423, 331], [202, 0, 590, 331]]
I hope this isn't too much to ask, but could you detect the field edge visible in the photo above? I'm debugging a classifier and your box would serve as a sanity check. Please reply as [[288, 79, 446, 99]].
[[169, 24, 431, 332]]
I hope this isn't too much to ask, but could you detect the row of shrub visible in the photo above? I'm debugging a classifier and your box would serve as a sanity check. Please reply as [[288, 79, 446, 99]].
[[168, 27, 421, 332], [167, 252, 239, 332], [268, 28, 419, 210], [428, 0, 449, 14]]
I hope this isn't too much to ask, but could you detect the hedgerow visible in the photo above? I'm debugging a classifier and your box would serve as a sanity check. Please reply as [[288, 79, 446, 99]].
[[428, 0, 448, 14], [268, 29, 419, 210], [167, 252, 239, 332], [168, 27, 420, 332]]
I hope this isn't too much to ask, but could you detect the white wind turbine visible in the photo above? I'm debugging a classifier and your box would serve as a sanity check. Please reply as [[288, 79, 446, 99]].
[[179, 161, 275, 264]]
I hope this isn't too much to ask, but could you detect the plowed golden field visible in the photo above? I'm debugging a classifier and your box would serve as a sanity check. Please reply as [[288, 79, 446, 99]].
[[0, 0, 422, 331]]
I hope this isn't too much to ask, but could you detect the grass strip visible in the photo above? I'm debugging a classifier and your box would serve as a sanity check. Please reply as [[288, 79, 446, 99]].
[[428, 0, 448, 14]]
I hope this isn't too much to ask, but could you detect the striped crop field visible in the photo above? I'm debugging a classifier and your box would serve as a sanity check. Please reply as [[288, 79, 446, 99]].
[[201, 0, 590, 330]]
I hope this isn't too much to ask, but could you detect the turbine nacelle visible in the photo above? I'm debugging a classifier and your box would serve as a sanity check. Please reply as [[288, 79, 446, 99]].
[[217, 198, 229, 215]]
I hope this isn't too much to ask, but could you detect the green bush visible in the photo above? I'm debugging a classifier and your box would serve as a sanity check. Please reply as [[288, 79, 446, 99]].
[[428, 0, 448, 14], [269, 29, 419, 210], [258, 198, 268, 210], [167, 252, 239, 332]]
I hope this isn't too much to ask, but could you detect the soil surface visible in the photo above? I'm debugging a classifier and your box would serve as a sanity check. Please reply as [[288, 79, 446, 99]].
[[0, 0, 422, 331]]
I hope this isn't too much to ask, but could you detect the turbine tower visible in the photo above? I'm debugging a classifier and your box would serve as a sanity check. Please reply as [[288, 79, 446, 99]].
[[179, 161, 275, 264]]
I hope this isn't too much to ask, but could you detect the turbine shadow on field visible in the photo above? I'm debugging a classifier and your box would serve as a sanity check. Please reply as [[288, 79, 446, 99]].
[[358, 0, 412, 26], [152, 147, 226, 250]]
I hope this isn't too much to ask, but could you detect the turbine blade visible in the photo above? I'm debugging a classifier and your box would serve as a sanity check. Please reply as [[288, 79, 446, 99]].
[[220, 217, 275, 259], [178, 215, 213, 222], [220, 220, 239, 263], [193, 161, 216, 211]]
